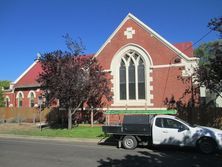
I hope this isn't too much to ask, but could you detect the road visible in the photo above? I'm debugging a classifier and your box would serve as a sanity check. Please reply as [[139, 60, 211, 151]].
[[0, 138, 221, 167]]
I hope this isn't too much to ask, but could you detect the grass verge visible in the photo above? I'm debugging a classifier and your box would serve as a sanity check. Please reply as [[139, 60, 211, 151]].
[[0, 123, 105, 139]]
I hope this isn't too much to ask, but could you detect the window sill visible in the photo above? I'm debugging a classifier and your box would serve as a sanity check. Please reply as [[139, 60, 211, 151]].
[[112, 100, 153, 107]]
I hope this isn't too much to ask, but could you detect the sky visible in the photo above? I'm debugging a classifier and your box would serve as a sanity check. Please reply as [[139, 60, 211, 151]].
[[0, 0, 221, 81]]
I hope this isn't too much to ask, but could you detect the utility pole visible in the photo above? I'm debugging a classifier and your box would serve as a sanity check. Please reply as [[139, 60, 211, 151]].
[[38, 96, 43, 131], [190, 76, 194, 124]]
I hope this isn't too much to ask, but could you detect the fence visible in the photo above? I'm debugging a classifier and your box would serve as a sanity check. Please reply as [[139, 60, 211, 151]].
[[1, 106, 222, 129], [0, 107, 50, 123], [0, 107, 104, 126], [177, 107, 222, 129]]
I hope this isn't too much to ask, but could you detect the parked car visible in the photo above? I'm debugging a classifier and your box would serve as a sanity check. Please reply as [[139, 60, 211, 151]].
[[102, 115, 222, 154]]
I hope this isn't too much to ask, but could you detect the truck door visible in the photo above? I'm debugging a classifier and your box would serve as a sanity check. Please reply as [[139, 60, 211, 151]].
[[152, 117, 168, 144], [152, 118, 191, 146]]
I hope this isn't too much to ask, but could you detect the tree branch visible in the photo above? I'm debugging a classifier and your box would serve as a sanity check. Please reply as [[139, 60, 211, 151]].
[[71, 102, 82, 116]]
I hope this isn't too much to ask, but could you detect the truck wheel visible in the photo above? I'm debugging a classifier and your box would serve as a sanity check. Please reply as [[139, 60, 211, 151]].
[[122, 136, 137, 150], [197, 138, 217, 154]]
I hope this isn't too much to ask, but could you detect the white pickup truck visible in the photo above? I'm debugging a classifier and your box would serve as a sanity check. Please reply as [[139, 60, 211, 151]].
[[102, 115, 222, 154]]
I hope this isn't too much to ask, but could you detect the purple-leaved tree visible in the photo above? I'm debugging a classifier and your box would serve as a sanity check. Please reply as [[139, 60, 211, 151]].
[[37, 36, 112, 129]]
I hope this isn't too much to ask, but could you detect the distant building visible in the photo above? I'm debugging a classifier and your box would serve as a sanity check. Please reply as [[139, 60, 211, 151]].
[[3, 13, 198, 115], [200, 86, 222, 108]]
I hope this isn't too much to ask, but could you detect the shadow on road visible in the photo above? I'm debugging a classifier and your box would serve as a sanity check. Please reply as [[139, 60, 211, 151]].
[[98, 136, 118, 147], [97, 139, 222, 167], [98, 151, 221, 167]]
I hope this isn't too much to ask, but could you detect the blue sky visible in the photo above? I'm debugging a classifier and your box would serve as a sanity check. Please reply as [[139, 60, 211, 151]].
[[0, 0, 221, 81]]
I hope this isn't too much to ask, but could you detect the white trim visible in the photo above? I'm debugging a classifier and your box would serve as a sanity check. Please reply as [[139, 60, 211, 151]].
[[28, 90, 36, 107], [111, 101, 154, 107], [124, 27, 136, 39], [94, 14, 131, 58], [102, 62, 194, 70], [4, 96, 10, 102], [94, 13, 198, 62], [27, 90, 36, 98], [13, 60, 39, 84], [103, 69, 111, 73], [58, 107, 167, 111], [108, 107, 167, 110], [16, 91, 24, 108], [151, 63, 185, 69], [112, 43, 154, 66], [110, 44, 153, 107], [16, 91, 24, 99]]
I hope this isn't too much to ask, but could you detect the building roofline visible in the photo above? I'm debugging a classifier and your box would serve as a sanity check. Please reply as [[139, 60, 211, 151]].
[[94, 13, 198, 62], [13, 60, 39, 85]]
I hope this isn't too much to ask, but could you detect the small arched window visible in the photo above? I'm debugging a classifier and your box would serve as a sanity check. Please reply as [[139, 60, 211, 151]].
[[18, 93, 23, 108], [27, 91, 36, 108], [5, 96, 10, 107], [30, 92, 35, 108]]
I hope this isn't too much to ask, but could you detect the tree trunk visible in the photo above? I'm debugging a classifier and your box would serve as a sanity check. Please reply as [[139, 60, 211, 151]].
[[91, 109, 93, 127], [68, 108, 72, 129], [68, 103, 82, 129]]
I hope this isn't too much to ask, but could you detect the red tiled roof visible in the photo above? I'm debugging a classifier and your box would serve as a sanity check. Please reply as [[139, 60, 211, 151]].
[[14, 54, 94, 88], [173, 42, 194, 57], [15, 61, 43, 88]]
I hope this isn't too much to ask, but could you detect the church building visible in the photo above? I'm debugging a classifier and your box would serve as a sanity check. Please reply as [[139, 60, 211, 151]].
[[3, 13, 198, 114]]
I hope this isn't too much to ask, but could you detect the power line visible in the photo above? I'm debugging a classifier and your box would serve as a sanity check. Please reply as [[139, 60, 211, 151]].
[[182, 29, 213, 52], [161, 29, 213, 106]]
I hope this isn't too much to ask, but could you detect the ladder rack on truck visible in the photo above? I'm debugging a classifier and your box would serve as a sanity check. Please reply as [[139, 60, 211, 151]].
[[104, 109, 177, 126], [102, 109, 177, 149]]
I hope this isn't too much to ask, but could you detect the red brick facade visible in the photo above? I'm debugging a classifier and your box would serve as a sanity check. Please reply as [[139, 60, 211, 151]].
[[95, 14, 197, 110], [3, 61, 43, 108], [3, 13, 198, 112], [4, 89, 43, 108]]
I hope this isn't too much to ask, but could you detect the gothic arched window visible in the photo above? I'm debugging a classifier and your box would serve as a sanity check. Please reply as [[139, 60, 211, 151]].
[[119, 51, 146, 100]]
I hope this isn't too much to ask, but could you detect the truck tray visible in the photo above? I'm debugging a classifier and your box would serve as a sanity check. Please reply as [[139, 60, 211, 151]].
[[102, 125, 122, 134], [102, 115, 152, 136]]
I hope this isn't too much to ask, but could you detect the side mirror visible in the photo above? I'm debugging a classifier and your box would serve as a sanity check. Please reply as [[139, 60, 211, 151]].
[[178, 125, 189, 132]]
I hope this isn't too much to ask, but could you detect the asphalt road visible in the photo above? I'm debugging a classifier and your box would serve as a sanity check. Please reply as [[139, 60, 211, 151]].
[[0, 138, 221, 167]]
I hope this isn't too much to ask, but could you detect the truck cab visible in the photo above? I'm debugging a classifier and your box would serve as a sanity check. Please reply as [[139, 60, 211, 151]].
[[152, 115, 192, 146], [152, 115, 222, 154]]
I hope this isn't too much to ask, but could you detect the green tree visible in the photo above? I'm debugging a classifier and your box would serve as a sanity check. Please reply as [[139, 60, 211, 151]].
[[208, 17, 222, 38], [0, 80, 10, 107], [195, 17, 222, 97]]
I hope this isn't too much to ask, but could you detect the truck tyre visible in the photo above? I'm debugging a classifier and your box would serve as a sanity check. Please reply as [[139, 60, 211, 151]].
[[197, 137, 217, 154], [122, 136, 137, 150]]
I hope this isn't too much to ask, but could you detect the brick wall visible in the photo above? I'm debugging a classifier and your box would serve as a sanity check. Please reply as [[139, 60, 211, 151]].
[[96, 18, 191, 108]]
